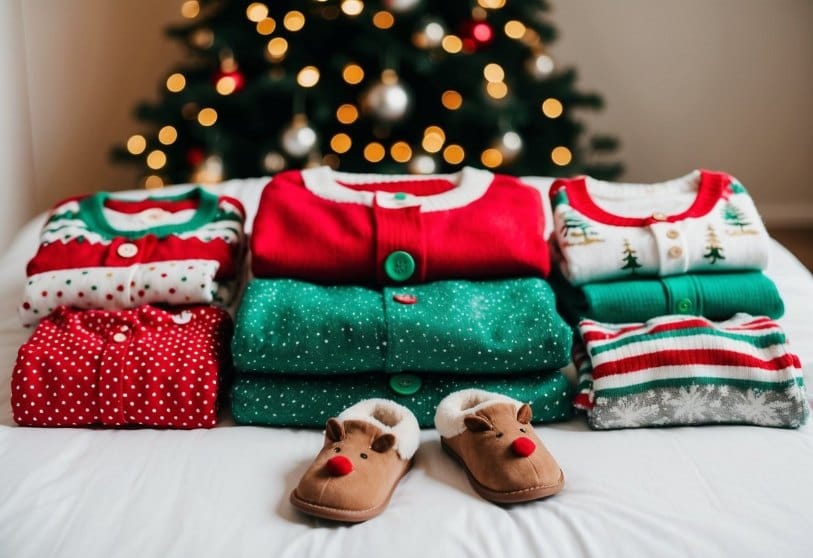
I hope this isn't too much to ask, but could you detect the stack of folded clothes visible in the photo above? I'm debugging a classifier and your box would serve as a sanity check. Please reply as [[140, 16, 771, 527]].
[[231, 166, 575, 427], [12, 188, 245, 428], [548, 169, 809, 429]]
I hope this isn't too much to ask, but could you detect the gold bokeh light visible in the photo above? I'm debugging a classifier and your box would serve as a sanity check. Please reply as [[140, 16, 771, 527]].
[[483, 63, 504, 82], [364, 142, 385, 162], [372, 11, 394, 29], [166, 73, 186, 93], [330, 133, 352, 154], [443, 144, 465, 165], [256, 17, 276, 35], [481, 148, 503, 168], [146, 150, 167, 170], [390, 141, 412, 163], [246, 3, 268, 22], [284, 10, 306, 31], [266, 37, 288, 59], [126, 134, 146, 155], [504, 20, 526, 39], [336, 104, 359, 124], [541, 98, 563, 118], [342, 64, 365, 85], [181, 0, 200, 19], [297, 66, 320, 88], [551, 146, 572, 166], [158, 126, 177, 145], [197, 107, 218, 126]]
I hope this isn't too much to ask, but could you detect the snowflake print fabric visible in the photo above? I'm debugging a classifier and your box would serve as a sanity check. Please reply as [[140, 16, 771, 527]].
[[574, 313, 809, 429], [12, 305, 233, 428]]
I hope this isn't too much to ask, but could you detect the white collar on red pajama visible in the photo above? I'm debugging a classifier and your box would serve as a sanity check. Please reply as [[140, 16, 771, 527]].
[[299, 166, 495, 212]]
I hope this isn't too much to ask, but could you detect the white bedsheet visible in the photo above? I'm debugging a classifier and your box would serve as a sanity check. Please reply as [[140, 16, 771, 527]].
[[1, 178, 812, 558]]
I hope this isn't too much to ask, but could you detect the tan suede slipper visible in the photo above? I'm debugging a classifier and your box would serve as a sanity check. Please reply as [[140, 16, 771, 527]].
[[290, 399, 420, 522], [434, 389, 564, 504]]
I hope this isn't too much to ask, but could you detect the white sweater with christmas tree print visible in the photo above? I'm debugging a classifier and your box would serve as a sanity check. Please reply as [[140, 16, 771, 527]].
[[549, 170, 770, 285]]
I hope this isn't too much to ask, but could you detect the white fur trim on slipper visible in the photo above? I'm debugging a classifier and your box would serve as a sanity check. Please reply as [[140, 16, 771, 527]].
[[434, 389, 523, 439], [337, 399, 420, 460]]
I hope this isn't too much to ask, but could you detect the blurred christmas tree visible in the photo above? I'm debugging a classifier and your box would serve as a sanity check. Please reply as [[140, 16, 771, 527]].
[[113, 0, 622, 188]]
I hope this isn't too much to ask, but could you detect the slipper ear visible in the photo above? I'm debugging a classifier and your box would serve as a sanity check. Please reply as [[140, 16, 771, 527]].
[[325, 418, 346, 442], [516, 404, 533, 425], [371, 433, 397, 453], [464, 414, 493, 432]]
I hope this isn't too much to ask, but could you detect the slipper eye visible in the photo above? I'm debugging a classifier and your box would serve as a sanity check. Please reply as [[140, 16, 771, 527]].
[[495, 432, 503, 438], [519, 428, 527, 433], [360, 453, 368, 459], [333, 447, 341, 453]]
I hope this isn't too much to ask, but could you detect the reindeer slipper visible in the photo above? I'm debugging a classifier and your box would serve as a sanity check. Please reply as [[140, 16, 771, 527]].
[[290, 399, 420, 522], [434, 389, 564, 504]]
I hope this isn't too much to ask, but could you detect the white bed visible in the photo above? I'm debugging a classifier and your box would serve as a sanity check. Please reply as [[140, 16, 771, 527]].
[[1, 178, 812, 558]]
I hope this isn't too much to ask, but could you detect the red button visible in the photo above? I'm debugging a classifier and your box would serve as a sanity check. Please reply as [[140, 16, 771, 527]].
[[392, 294, 417, 305]]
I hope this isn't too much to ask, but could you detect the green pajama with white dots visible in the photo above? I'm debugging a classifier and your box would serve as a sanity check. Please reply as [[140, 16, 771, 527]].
[[232, 277, 573, 375], [230, 371, 574, 428]]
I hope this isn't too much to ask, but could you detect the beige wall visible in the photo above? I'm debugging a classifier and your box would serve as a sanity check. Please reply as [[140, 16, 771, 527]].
[[3, 0, 812, 243]]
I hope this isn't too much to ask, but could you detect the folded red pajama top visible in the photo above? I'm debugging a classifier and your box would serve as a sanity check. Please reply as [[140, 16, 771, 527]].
[[250, 166, 549, 283], [12, 305, 233, 429], [19, 187, 246, 326]]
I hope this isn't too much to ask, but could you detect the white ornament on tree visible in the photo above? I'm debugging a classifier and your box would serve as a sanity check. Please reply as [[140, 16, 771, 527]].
[[409, 154, 437, 174], [263, 151, 287, 172], [413, 17, 446, 48], [495, 131, 523, 163], [526, 52, 555, 79], [384, 0, 421, 13], [281, 115, 318, 158], [362, 70, 410, 122]]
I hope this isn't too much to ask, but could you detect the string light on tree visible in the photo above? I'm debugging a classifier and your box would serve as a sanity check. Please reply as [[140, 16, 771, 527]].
[[214, 70, 245, 95], [330, 133, 353, 154], [541, 98, 563, 118], [144, 175, 164, 190], [460, 19, 494, 51], [422, 126, 445, 153], [256, 17, 276, 35], [441, 90, 463, 110], [146, 150, 167, 170], [342, 63, 365, 85], [504, 20, 526, 39], [190, 29, 214, 48], [481, 148, 503, 168], [441, 35, 463, 54], [283, 10, 306, 31], [158, 126, 178, 145], [372, 11, 395, 29], [166, 73, 186, 93], [126, 135, 147, 155], [297, 66, 321, 88], [197, 108, 218, 127], [443, 144, 465, 165], [181, 0, 200, 19], [551, 146, 573, 166], [336, 104, 359, 124], [266, 37, 288, 61], [341, 0, 364, 17], [390, 141, 412, 163], [363, 142, 386, 162], [246, 3, 268, 22]]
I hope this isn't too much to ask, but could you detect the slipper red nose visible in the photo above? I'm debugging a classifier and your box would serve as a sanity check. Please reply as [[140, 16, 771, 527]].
[[511, 437, 536, 457], [326, 455, 353, 476]]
